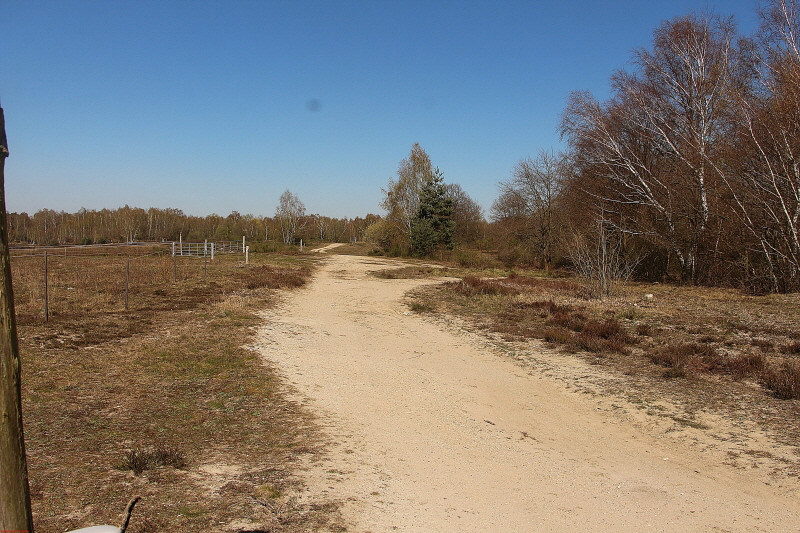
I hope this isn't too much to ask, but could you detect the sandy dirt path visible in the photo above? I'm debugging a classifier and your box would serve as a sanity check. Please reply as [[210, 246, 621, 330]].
[[256, 250, 799, 532]]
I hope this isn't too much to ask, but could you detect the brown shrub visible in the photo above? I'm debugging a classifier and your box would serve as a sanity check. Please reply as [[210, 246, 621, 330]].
[[782, 342, 800, 355], [761, 360, 800, 400], [751, 338, 775, 352], [450, 276, 521, 297], [573, 318, 633, 354], [651, 343, 695, 369], [727, 353, 767, 379], [541, 326, 573, 345], [550, 311, 587, 332]]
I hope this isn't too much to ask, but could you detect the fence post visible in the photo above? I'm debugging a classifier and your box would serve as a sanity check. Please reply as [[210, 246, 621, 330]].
[[173, 253, 177, 283], [0, 103, 35, 533], [172, 241, 175, 257], [44, 250, 49, 321], [245, 246, 249, 265], [125, 259, 130, 311], [211, 243, 215, 261]]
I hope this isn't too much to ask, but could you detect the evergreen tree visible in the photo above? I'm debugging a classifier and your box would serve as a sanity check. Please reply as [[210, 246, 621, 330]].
[[410, 168, 455, 256]]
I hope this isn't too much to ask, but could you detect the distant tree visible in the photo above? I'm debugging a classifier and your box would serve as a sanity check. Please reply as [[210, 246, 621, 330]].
[[380, 143, 435, 252], [410, 167, 455, 256], [445, 183, 485, 245], [492, 150, 566, 269], [276, 190, 306, 245]]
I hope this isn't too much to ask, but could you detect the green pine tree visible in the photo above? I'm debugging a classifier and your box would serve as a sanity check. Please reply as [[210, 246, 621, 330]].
[[410, 168, 455, 256]]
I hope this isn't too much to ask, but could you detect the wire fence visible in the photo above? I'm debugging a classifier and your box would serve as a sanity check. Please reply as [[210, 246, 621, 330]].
[[10, 243, 249, 322]]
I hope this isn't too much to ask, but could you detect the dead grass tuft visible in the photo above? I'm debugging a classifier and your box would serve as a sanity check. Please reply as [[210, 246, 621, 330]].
[[574, 318, 634, 354], [450, 275, 521, 296], [244, 265, 312, 289], [728, 352, 767, 379], [782, 341, 800, 355], [121, 446, 187, 475], [762, 360, 800, 400]]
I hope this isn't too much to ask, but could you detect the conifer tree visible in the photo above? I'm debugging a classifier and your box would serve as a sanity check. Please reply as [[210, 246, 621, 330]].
[[410, 168, 455, 256]]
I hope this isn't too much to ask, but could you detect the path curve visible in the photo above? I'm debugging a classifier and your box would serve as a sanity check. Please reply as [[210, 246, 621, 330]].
[[256, 251, 799, 532]]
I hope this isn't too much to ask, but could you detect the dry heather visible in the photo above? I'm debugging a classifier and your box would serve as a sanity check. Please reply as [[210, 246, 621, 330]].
[[15, 251, 347, 533]]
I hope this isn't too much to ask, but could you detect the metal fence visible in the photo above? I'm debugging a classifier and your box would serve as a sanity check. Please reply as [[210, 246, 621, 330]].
[[172, 239, 246, 257], [9, 246, 241, 322]]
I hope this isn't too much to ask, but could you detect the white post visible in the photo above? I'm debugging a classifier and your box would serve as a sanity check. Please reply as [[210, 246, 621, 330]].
[[179, 232, 183, 256], [204, 239, 207, 257], [172, 242, 175, 257], [211, 242, 215, 261], [245, 246, 249, 265], [242, 235, 246, 253], [300, 239, 304, 252]]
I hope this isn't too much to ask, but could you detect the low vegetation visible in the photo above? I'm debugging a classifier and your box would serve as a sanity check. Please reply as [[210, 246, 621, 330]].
[[16, 251, 347, 532], [416, 270, 800, 400], [404, 265, 800, 471]]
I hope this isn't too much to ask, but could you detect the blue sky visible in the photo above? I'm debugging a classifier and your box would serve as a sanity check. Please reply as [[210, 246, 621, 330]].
[[2, 0, 760, 219]]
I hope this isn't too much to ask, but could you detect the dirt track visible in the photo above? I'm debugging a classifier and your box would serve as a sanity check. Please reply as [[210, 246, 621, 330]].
[[256, 247, 800, 532]]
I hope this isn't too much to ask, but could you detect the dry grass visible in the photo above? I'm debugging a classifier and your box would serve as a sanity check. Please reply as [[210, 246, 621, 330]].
[[373, 265, 449, 279], [762, 360, 800, 400], [15, 251, 348, 532], [419, 272, 800, 397]]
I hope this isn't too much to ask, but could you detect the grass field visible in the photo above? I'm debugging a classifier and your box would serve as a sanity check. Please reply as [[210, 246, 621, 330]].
[[14, 249, 347, 532]]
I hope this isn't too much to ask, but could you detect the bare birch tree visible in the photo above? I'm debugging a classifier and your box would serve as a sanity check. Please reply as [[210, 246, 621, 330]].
[[492, 150, 566, 269], [276, 189, 306, 245], [562, 13, 743, 283]]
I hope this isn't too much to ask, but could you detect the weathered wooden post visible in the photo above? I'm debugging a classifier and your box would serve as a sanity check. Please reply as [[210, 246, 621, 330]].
[[125, 259, 130, 311], [43, 251, 49, 321], [0, 106, 35, 532]]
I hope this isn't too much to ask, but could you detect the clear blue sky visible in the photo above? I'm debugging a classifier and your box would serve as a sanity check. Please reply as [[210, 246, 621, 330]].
[[1, 0, 760, 219]]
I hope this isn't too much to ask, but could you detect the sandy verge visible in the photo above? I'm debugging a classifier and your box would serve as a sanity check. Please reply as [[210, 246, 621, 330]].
[[255, 249, 799, 532]]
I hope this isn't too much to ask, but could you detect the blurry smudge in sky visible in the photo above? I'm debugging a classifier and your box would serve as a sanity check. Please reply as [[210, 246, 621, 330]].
[[305, 99, 321, 113]]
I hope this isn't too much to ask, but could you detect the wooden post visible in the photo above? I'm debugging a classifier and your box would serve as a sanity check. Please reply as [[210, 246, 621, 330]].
[[125, 259, 130, 311], [0, 105, 35, 533], [44, 250, 49, 321]]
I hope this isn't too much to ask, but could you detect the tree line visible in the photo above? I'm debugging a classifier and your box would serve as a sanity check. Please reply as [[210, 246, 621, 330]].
[[491, 0, 800, 293], [7, 205, 379, 247]]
